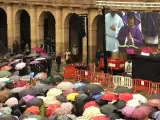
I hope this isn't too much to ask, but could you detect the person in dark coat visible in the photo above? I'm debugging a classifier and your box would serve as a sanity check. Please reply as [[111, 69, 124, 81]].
[[12, 40, 19, 55], [47, 56, 52, 76], [95, 49, 101, 67], [56, 54, 61, 72]]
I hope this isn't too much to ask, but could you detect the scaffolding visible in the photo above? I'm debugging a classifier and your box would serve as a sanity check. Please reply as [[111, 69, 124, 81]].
[[95, 1, 160, 11]]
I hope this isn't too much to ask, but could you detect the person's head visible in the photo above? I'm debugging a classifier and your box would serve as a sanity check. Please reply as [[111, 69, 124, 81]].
[[127, 12, 135, 28], [74, 44, 76, 47], [110, 11, 116, 17]]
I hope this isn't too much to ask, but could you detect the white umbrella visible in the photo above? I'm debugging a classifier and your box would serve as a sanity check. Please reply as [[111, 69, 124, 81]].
[[20, 75, 31, 82], [35, 57, 46, 61], [57, 82, 74, 91], [126, 99, 141, 108], [15, 62, 26, 70], [133, 94, 147, 104]]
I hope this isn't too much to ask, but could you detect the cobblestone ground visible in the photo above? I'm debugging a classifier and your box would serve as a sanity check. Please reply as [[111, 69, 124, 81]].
[[51, 61, 65, 76]]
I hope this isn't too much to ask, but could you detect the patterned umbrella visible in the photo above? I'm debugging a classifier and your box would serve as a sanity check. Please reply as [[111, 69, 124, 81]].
[[83, 106, 101, 119], [34, 72, 47, 81]]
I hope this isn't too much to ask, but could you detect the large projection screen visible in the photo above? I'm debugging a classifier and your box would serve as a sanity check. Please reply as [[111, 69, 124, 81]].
[[105, 11, 159, 55]]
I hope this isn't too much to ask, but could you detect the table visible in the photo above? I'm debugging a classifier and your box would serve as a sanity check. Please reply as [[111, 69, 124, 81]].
[[132, 55, 160, 82]]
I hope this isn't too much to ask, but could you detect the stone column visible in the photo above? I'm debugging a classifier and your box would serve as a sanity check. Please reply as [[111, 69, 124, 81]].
[[6, 4, 14, 50], [30, 6, 37, 50], [55, 8, 62, 55]]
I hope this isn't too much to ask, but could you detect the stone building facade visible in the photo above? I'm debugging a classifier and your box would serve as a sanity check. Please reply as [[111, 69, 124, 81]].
[[0, 0, 159, 60]]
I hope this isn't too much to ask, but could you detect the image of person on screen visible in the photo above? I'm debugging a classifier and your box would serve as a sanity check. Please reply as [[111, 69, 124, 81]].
[[105, 11, 124, 52], [117, 13, 143, 54], [143, 12, 159, 44], [122, 11, 142, 32]]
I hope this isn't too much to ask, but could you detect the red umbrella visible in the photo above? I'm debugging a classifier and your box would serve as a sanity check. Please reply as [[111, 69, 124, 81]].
[[148, 99, 160, 107], [84, 101, 98, 109], [34, 46, 43, 53], [46, 104, 60, 117], [119, 93, 133, 102], [92, 115, 109, 120], [102, 93, 119, 102], [131, 105, 152, 119], [1, 65, 12, 71]]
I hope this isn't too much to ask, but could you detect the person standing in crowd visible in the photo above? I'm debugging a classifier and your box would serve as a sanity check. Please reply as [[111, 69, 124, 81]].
[[12, 40, 19, 55], [105, 11, 124, 56], [72, 44, 78, 63], [95, 49, 101, 67], [24, 43, 30, 55], [65, 49, 71, 64], [56, 54, 61, 72], [47, 56, 52, 76]]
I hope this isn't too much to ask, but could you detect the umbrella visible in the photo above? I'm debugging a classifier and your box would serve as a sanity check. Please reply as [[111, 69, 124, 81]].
[[22, 95, 35, 103], [92, 115, 109, 120], [56, 95, 67, 103], [113, 100, 126, 109], [83, 84, 104, 95], [73, 82, 86, 89], [102, 93, 119, 102], [10, 59, 21, 65], [10, 87, 26, 93], [92, 94, 104, 100], [0, 65, 12, 71], [28, 72, 35, 77], [5, 97, 18, 107], [43, 96, 61, 107], [56, 102, 73, 115], [15, 62, 26, 70], [9, 75, 20, 82], [119, 93, 133, 102], [131, 105, 152, 119], [75, 116, 90, 120], [132, 94, 147, 104], [54, 115, 72, 120], [34, 72, 47, 81], [148, 99, 160, 107], [57, 82, 73, 91], [121, 106, 136, 117], [100, 104, 117, 115], [47, 88, 62, 97], [20, 75, 31, 82], [52, 75, 64, 83], [14, 54, 24, 59], [13, 71, 19, 75], [114, 86, 133, 93], [67, 93, 79, 102], [46, 104, 60, 117], [0, 71, 11, 78], [153, 111, 160, 120], [19, 89, 37, 97], [35, 57, 46, 61], [26, 98, 44, 107], [30, 60, 41, 65], [25, 106, 40, 115], [126, 99, 141, 107], [43, 76, 54, 84], [32, 83, 51, 94], [84, 101, 98, 109], [83, 106, 101, 118], [0, 115, 18, 120], [63, 88, 76, 96], [28, 53, 40, 58]]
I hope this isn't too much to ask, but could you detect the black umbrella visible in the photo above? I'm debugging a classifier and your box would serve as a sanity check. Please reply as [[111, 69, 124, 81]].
[[100, 104, 117, 115], [26, 98, 44, 108], [14, 54, 24, 59], [0, 115, 18, 120], [52, 75, 64, 83], [83, 84, 104, 95], [56, 95, 67, 102], [114, 86, 133, 93], [19, 89, 37, 98], [113, 100, 126, 109], [49, 115, 57, 120]]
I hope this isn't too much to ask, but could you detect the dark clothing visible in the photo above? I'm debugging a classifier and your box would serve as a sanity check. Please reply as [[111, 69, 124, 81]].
[[56, 56, 61, 64], [47, 57, 52, 76], [57, 64, 61, 72]]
